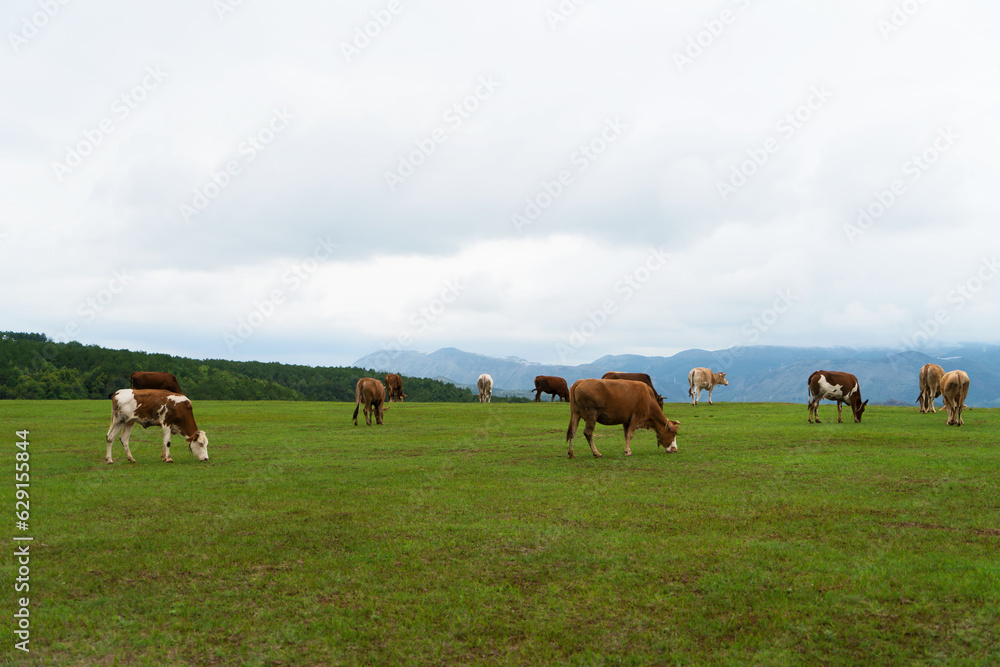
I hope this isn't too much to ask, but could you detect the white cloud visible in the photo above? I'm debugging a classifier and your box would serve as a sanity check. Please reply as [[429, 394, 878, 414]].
[[3, 0, 998, 366]]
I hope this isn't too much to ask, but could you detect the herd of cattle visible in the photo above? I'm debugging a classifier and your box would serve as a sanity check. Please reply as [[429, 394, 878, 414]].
[[103, 362, 974, 463]]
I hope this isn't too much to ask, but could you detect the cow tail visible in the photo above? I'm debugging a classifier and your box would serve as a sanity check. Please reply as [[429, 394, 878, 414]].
[[352, 403, 360, 422]]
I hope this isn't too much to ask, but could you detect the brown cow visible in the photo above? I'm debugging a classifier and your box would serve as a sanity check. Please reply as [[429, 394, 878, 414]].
[[566, 379, 680, 458], [687, 367, 728, 406], [940, 370, 970, 426], [353, 378, 385, 426], [106, 389, 209, 463], [807, 370, 867, 423], [916, 363, 944, 413], [601, 371, 664, 406], [532, 375, 570, 402], [130, 371, 182, 393], [385, 373, 407, 402]]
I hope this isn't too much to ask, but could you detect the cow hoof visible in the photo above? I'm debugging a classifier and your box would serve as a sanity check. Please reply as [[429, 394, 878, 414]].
[[568, 453, 575, 459], [106, 460, 114, 465], [165, 459, 173, 463], [624, 451, 632, 456]]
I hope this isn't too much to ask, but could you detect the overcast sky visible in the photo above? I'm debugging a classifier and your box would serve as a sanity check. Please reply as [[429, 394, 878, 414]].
[[3, 1, 998, 368]]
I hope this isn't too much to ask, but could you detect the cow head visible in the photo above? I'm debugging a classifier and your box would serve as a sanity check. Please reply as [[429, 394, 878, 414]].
[[656, 419, 680, 453], [718, 372, 729, 386], [852, 399, 868, 423], [187, 430, 209, 461]]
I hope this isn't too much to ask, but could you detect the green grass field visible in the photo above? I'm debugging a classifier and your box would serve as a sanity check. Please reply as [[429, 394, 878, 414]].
[[3, 400, 999, 665]]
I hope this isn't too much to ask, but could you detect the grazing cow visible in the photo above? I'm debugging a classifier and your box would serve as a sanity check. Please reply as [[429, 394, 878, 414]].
[[106, 389, 209, 464], [601, 372, 664, 407], [130, 371, 182, 394], [532, 375, 570, 402], [477, 374, 493, 403], [940, 370, 970, 426], [385, 373, 407, 402], [566, 379, 680, 458], [687, 367, 728, 406], [353, 378, 385, 426], [807, 371, 868, 424], [917, 363, 945, 414]]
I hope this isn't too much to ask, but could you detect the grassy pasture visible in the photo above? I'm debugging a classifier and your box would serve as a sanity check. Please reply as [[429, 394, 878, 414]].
[[3, 399, 1000, 665]]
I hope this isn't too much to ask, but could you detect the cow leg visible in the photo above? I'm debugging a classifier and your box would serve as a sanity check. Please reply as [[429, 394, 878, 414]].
[[691, 388, 699, 406], [114, 423, 137, 463], [707, 387, 714, 405], [808, 398, 819, 423], [836, 402, 843, 424], [550, 394, 556, 402], [583, 420, 602, 458], [622, 421, 636, 456], [161, 425, 173, 462], [106, 421, 123, 464], [566, 414, 580, 458]]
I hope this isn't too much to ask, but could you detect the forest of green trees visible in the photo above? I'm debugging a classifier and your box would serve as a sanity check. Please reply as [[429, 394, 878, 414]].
[[0, 332, 492, 402]]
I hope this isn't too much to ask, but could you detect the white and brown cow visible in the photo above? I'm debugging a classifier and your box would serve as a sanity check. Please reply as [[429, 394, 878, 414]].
[[917, 363, 945, 414], [940, 370, 970, 426], [807, 370, 868, 424], [566, 379, 680, 458], [687, 367, 728, 406], [130, 371, 183, 393], [477, 374, 493, 403], [353, 378, 385, 426], [106, 389, 209, 464]]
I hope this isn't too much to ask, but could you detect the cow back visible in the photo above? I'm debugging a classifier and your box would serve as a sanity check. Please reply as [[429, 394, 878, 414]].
[[130, 371, 183, 393]]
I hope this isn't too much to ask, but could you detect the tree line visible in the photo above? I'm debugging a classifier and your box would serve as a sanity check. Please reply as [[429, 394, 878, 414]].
[[0, 333, 493, 402]]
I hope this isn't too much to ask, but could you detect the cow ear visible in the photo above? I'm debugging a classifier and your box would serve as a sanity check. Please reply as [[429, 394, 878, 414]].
[[863, 400, 869, 406], [669, 419, 680, 426]]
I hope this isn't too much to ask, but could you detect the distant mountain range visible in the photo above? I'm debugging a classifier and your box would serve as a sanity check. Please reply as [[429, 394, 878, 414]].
[[355, 345, 1000, 407]]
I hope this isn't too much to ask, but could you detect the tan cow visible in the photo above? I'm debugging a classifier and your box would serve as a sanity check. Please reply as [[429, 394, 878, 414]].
[[688, 367, 728, 406], [917, 363, 944, 413], [353, 378, 385, 426], [940, 370, 970, 426], [477, 374, 493, 403], [566, 379, 680, 458], [385, 373, 407, 402], [532, 375, 569, 402], [106, 389, 209, 464]]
